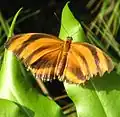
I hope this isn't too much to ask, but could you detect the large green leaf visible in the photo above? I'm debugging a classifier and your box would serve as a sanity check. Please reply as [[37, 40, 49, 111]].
[[65, 72, 120, 117], [0, 52, 64, 117], [59, 2, 120, 117], [0, 99, 28, 117], [59, 2, 86, 42], [0, 8, 64, 117]]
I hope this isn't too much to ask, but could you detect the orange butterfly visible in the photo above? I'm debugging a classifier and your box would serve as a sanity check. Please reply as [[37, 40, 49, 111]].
[[5, 33, 114, 84]]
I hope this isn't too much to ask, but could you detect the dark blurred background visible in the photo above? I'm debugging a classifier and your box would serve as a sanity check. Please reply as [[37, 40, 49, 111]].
[[0, 0, 102, 35]]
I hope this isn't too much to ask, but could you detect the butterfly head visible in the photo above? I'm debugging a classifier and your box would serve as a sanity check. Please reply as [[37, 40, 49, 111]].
[[65, 37, 73, 46], [67, 36, 73, 41]]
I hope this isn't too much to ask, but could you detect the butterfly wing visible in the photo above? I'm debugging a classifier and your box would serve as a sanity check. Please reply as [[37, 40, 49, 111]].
[[63, 42, 114, 84], [5, 33, 64, 81], [5, 33, 114, 84]]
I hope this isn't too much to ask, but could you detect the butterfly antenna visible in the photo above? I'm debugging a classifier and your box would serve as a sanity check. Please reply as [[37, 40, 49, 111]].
[[54, 12, 69, 36]]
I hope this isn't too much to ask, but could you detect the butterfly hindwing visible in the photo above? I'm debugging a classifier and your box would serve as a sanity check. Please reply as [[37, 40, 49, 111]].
[[29, 49, 62, 81]]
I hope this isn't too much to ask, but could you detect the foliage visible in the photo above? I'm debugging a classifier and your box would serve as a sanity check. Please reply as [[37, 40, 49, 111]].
[[0, 1, 120, 117]]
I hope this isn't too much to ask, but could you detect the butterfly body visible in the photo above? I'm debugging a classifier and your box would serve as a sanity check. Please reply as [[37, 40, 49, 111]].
[[56, 37, 72, 78], [5, 33, 114, 84]]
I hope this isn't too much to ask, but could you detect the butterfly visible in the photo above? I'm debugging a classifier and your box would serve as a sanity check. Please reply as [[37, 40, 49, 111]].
[[5, 33, 114, 84]]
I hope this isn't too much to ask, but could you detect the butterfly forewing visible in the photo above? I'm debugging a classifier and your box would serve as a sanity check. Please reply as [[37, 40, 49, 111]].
[[5, 33, 64, 81], [6, 33, 63, 64]]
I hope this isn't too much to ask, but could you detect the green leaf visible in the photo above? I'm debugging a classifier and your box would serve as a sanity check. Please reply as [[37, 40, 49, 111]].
[[0, 12, 9, 36], [65, 72, 120, 117], [0, 53, 64, 117], [0, 9, 64, 117], [59, 2, 86, 42], [0, 99, 28, 117], [59, 2, 120, 117], [7, 8, 23, 38]]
